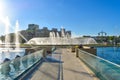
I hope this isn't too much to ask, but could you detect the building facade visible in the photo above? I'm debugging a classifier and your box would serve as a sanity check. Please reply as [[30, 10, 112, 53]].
[[20, 24, 71, 42]]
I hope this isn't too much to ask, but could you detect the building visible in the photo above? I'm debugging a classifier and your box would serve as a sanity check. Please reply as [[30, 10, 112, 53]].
[[27, 24, 39, 30], [19, 24, 71, 43]]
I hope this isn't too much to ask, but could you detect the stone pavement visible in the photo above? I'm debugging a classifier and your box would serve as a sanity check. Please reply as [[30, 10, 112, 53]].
[[29, 49, 62, 80], [29, 48, 99, 80], [62, 48, 99, 80]]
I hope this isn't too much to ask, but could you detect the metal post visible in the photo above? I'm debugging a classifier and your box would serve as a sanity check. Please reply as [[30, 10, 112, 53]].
[[76, 48, 78, 57], [43, 49, 46, 58]]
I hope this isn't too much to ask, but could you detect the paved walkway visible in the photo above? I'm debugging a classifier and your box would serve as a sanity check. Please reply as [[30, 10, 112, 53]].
[[62, 48, 99, 80], [29, 48, 99, 80], [30, 49, 61, 80]]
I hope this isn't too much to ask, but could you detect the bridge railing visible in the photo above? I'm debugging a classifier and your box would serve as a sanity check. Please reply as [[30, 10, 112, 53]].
[[78, 49, 120, 80], [0, 49, 43, 80]]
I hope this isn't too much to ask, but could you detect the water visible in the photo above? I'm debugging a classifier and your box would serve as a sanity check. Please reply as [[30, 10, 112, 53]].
[[0, 17, 26, 62], [0, 48, 25, 63], [0, 49, 43, 80], [27, 37, 97, 45], [15, 20, 20, 49], [97, 47, 120, 65], [49, 32, 56, 38], [5, 16, 10, 49]]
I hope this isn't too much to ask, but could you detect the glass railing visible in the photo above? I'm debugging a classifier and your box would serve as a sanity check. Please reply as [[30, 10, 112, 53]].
[[78, 49, 120, 80], [52, 46, 56, 52], [0, 49, 43, 80]]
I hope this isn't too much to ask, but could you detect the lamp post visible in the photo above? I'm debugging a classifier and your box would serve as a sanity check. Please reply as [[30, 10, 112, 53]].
[[98, 31, 107, 44]]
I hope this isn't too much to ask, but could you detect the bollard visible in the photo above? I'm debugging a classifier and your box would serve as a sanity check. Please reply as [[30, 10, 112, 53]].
[[76, 48, 79, 57], [43, 49, 47, 58]]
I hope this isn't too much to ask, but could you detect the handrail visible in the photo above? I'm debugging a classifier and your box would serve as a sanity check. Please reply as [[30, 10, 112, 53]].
[[78, 49, 120, 80]]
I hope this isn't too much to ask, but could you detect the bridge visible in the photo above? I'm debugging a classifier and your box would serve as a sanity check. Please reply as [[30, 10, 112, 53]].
[[27, 48, 98, 80], [0, 46, 120, 80]]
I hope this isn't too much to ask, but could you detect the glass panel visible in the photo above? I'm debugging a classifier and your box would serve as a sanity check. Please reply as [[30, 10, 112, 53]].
[[0, 49, 43, 80], [78, 49, 120, 80]]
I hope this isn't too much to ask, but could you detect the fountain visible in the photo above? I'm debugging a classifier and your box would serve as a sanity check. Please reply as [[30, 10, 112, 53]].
[[26, 27, 97, 45], [4, 16, 11, 59], [15, 20, 20, 50], [49, 31, 56, 38], [49, 32, 52, 37], [56, 32, 60, 38], [52, 32, 56, 38], [0, 17, 25, 62], [49, 31, 56, 45], [14, 20, 23, 56], [5, 16, 10, 50], [61, 27, 65, 38]]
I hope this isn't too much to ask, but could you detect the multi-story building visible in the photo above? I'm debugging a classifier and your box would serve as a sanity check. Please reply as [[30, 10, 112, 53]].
[[21, 24, 71, 40]]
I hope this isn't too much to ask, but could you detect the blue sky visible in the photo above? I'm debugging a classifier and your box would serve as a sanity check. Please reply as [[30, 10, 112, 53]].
[[0, 0, 120, 36]]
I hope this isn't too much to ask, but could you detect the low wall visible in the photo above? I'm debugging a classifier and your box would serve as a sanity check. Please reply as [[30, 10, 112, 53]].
[[25, 47, 42, 55], [25, 46, 55, 55], [80, 48, 96, 55], [71, 46, 96, 55]]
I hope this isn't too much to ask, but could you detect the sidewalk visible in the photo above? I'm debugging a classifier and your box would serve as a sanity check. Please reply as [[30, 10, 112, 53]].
[[30, 49, 61, 80], [62, 48, 99, 80], [29, 48, 99, 80]]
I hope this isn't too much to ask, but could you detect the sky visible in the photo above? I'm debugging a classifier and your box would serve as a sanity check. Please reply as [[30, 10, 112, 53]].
[[0, 0, 120, 36]]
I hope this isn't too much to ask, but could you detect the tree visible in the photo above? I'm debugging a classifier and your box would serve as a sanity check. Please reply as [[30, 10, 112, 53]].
[[0, 35, 5, 42]]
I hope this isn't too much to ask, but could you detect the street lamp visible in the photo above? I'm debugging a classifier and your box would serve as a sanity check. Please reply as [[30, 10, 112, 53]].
[[98, 31, 107, 44]]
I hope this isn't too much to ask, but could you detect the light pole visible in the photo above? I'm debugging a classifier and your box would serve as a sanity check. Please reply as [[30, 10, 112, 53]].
[[98, 31, 107, 44]]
